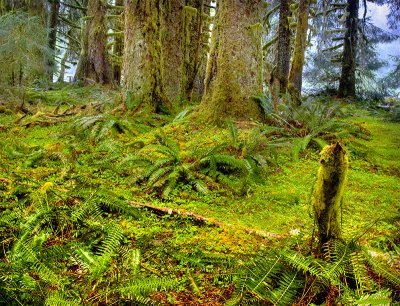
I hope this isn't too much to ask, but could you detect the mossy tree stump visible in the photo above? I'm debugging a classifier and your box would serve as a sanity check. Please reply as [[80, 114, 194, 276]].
[[312, 143, 348, 250]]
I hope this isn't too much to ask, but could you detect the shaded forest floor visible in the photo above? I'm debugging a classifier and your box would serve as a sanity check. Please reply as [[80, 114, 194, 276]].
[[0, 85, 399, 305]]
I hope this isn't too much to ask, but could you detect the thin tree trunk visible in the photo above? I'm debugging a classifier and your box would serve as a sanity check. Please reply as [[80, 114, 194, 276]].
[[123, 0, 171, 113], [181, 0, 211, 102], [201, 0, 264, 123], [48, 0, 60, 82], [58, 47, 71, 83], [288, 0, 311, 106], [312, 143, 348, 251], [274, 0, 291, 96], [74, 18, 89, 82], [338, 0, 359, 98], [113, 0, 124, 85]]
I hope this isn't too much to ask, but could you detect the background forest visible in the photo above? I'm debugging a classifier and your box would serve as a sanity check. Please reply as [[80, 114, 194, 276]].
[[0, 0, 399, 305]]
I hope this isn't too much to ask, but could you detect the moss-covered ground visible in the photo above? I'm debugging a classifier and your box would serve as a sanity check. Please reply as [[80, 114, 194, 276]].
[[0, 86, 399, 305]]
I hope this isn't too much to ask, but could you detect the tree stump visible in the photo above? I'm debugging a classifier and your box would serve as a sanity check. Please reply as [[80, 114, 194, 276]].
[[312, 143, 348, 250]]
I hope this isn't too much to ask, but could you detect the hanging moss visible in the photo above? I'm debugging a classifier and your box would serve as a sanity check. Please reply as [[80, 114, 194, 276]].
[[312, 143, 348, 250]]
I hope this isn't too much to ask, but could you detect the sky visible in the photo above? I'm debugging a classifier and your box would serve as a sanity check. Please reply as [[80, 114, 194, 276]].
[[367, 3, 400, 76]]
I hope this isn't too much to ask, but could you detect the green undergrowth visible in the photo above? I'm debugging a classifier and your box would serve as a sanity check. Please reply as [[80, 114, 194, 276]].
[[1, 87, 399, 305]]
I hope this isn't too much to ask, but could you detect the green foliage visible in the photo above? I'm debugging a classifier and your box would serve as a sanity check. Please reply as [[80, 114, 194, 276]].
[[230, 239, 400, 305], [0, 11, 51, 85], [0, 182, 175, 305]]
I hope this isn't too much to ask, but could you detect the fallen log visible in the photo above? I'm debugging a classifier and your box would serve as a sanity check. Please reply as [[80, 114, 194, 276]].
[[128, 200, 285, 239]]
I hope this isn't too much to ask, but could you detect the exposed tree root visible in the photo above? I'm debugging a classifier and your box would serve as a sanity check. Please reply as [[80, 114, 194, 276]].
[[128, 200, 285, 239]]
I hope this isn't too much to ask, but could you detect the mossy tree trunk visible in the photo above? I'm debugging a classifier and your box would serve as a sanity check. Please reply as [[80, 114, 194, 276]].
[[312, 143, 348, 251], [123, 0, 171, 113], [338, 0, 359, 98], [201, 0, 264, 123], [288, 0, 311, 107]]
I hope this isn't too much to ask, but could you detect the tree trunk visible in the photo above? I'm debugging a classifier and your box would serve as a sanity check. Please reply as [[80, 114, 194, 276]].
[[274, 0, 291, 96], [338, 0, 359, 98], [312, 143, 348, 250], [159, 0, 184, 105], [288, 0, 311, 107], [48, 0, 60, 82], [181, 0, 211, 102], [201, 0, 264, 123], [58, 47, 71, 83], [123, 0, 171, 113], [75, 0, 112, 84], [113, 0, 124, 85], [74, 18, 89, 82]]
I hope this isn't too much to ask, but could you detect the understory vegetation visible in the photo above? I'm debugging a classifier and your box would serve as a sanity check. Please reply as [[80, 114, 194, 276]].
[[0, 86, 399, 305]]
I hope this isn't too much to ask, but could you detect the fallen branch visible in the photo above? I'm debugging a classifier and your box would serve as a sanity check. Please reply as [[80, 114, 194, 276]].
[[128, 200, 285, 239]]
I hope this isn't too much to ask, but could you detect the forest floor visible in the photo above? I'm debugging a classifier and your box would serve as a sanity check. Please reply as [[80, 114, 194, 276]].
[[0, 85, 399, 305]]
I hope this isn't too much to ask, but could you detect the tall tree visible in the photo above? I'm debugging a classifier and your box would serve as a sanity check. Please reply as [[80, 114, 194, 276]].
[[123, 0, 171, 112], [181, 0, 211, 102], [48, 0, 60, 81], [274, 0, 292, 95], [201, 0, 264, 123], [159, 0, 184, 105], [112, 0, 124, 85], [75, 0, 112, 84], [338, 0, 359, 98], [288, 0, 311, 106]]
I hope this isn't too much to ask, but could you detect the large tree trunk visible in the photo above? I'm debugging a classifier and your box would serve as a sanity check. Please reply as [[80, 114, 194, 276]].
[[338, 0, 359, 98], [159, 0, 184, 105], [86, 0, 112, 84], [201, 0, 264, 123], [288, 0, 311, 106], [123, 0, 171, 113], [48, 0, 60, 82], [312, 143, 348, 251]]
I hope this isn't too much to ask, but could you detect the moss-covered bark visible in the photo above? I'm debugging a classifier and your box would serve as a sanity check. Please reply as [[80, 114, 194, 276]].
[[312, 143, 348, 250], [123, 0, 171, 113], [201, 0, 264, 123], [288, 0, 311, 106]]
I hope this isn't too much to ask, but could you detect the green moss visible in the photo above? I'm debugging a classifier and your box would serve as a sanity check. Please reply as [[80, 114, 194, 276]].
[[312, 143, 348, 247]]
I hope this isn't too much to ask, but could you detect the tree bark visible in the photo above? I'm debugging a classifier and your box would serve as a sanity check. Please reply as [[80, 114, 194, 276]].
[[288, 0, 311, 107], [123, 0, 171, 113], [312, 143, 348, 250], [338, 0, 359, 98], [201, 0, 264, 123]]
